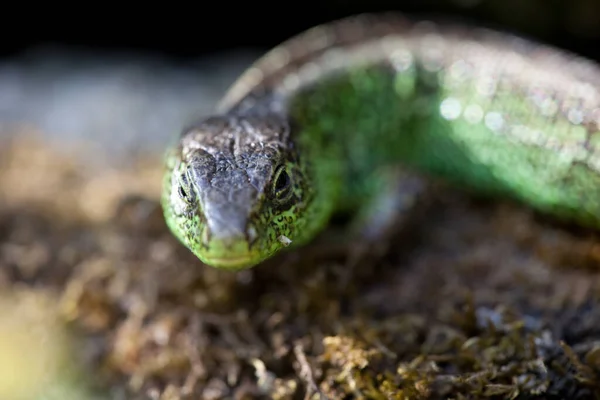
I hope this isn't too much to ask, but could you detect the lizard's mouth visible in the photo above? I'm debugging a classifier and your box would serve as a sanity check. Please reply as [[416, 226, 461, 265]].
[[200, 254, 258, 270]]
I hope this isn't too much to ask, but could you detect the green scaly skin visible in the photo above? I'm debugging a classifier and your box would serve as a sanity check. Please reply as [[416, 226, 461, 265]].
[[162, 13, 600, 270]]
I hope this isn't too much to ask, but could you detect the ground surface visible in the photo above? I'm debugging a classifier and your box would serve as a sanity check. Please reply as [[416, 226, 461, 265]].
[[1, 49, 600, 400]]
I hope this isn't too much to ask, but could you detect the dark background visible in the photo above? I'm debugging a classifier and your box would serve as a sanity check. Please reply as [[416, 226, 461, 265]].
[[2, 0, 599, 61]]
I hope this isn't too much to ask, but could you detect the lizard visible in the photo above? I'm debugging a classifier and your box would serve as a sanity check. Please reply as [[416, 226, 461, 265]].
[[161, 13, 600, 270]]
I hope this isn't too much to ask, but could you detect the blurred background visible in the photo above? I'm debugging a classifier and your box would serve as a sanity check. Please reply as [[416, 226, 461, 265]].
[[0, 0, 598, 165]]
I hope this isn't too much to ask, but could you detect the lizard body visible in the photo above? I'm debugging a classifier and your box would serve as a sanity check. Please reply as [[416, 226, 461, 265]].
[[162, 14, 600, 270]]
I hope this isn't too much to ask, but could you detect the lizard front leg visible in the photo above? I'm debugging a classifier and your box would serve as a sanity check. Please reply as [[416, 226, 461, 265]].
[[303, 167, 434, 271]]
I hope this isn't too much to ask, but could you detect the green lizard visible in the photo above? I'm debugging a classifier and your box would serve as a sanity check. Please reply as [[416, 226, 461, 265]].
[[161, 13, 600, 270]]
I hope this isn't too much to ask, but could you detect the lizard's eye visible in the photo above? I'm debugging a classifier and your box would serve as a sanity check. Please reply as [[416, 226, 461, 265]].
[[178, 173, 196, 205], [272, 165, 293, 203]]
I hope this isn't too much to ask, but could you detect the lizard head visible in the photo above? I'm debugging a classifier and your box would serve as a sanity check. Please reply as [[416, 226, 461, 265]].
[[161, 115, 318, 270]]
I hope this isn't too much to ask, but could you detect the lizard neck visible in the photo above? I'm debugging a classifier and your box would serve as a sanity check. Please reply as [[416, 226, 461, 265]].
[[216, 13, 416, 114]]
